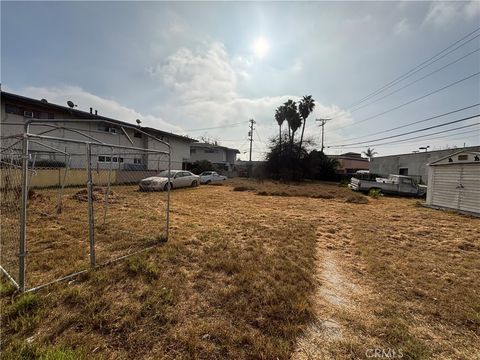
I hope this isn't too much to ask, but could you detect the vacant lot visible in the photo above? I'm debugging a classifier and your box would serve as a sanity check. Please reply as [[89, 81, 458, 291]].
[[1, 180, 479, 359]]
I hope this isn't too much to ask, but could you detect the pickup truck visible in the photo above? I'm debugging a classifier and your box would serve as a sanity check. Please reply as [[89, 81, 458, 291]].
[[349, 174, 427, 197]]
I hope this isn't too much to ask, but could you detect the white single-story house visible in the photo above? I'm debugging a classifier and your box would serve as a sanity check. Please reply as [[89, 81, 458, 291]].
[[426, 149, 480, 215], [188, 143, 239, 172]]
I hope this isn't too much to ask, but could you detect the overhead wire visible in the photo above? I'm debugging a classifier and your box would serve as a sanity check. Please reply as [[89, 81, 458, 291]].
[[353, 129, 480, 149], [184, 121, 247, 132], [333, 72, 480, 131], [340, 27, 480, 112], [336, 103, 480, 142], [330, 114, 479, 147], [328, 122, 480, 149], [347, 48, 480, 114]]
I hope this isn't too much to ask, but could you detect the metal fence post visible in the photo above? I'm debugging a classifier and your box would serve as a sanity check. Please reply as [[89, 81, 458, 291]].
[[86, 143, 96, 267], [18, 134, 29, 292], [166, 149, 171, 241]]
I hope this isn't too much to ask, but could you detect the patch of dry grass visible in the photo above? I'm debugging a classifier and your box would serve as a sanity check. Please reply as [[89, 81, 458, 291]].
[[1, 181, 318, 359], [228, 178, 367, 203], [1, 179, 478, 359]]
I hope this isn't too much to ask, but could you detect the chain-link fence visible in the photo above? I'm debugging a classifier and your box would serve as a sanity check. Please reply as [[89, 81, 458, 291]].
[[0, 136, 24, 287], [0, 120, 170, 292]]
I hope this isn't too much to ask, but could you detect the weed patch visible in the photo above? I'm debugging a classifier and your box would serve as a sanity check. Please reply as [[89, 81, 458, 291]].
[[368, 188, 383, 198], [233, 186, 255, 192], [126, 256, 158, 280], [345, 194, 369, 204]]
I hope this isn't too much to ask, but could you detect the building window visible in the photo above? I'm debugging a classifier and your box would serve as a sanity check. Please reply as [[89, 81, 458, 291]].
[[4, 104, 53, 119], [204, 149, 215, 153], [134, 131, 142, 138], [399, 168, 408, 175], [98, 156, 123, 163], [134, 158, 142, 164], [190, 149, 196, 154], [97, 124, 117, 134], [458, 155, 468, 161]]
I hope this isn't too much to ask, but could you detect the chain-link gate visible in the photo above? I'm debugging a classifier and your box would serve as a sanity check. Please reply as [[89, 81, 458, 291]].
[[0, 120, 170, 292]]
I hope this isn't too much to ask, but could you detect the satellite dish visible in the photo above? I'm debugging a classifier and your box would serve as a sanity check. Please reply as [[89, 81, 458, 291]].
[[67, 100, 76, 108], [136, 119, 141, 125], [40, 98, 48, 103]]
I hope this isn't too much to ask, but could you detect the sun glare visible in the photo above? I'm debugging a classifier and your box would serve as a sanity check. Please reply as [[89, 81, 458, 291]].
[[252, 37, 269, 59]]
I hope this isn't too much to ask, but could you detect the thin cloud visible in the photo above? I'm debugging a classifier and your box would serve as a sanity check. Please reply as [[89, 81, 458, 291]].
[[424, 1, 479, 28]]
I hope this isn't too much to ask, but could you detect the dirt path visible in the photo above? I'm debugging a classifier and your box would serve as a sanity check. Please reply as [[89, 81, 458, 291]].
[[293, 219, 379, 359]]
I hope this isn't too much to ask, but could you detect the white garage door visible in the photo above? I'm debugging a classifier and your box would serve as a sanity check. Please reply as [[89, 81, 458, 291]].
[[459, 164, 480, 214], [431, 165, 460, 209]]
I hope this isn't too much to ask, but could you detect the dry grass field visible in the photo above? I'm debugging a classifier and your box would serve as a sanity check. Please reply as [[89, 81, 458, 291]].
[[1, 179, 479, 359]]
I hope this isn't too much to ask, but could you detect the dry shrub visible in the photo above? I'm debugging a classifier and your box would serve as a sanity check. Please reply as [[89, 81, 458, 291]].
[[72, 187, 121, 202], [233, 186, 255, 192], [345, 194, 369, 204]]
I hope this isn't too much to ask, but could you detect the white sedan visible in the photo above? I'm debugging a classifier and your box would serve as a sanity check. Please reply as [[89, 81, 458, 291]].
[[199, 171, 227, 184], [139, 170, 200, 191]]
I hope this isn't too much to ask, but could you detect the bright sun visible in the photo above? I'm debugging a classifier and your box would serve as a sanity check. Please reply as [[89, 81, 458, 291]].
[[252, 37, 269, 59]]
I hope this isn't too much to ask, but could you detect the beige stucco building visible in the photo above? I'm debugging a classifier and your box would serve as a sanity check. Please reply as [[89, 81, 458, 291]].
[[328, 152, 369, 174], [1, 91, 196, 171]]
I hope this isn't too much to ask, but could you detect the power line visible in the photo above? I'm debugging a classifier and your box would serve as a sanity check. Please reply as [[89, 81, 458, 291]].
[[352, 129, 480, 149], [334, 72, 480, 131], [341, 27, 480, 112], [330, 114, 479, 147], [254, 128, 266, 144], [348, 48, 480, 114], [338, 103, 480, 142], [184, 121, 247, 132], [328, 122, 480, 149]]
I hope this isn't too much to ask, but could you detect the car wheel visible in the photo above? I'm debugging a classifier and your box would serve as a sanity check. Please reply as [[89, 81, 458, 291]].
[[191, 180, 198, 187], [206, 180, 211, 184], [164, 182, 172, 191]]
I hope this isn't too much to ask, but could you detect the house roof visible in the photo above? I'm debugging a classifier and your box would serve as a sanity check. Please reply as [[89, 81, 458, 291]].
[[329, 153, 368, 161], [1, 91, 197, 143], [428, 149, 480, 166], [371, 145, 480, 160], [191, 142, 240, 153]]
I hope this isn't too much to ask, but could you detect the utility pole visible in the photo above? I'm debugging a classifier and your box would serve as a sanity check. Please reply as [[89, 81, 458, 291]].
[[248, 118, 255, 177], [316, 118, 331, 153]]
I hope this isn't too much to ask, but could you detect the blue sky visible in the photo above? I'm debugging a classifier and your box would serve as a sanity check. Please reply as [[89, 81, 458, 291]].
[[2, 1, 479, 159]]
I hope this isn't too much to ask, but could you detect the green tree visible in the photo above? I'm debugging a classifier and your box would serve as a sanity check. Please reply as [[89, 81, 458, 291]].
[[298, 95, 315, 150], [190, 160, 217, 174]]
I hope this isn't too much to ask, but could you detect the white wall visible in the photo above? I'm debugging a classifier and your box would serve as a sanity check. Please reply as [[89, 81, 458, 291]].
[[1, 102, 192, 172]]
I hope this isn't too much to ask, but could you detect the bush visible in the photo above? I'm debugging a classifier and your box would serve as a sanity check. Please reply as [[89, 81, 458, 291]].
[[345, 195, 369, 204], [31, 159, 66, 168], [368, 188, 383, 199], [265, 136, 338, 181], [233, 186, 254, 192], [190, 160, 217, 175]]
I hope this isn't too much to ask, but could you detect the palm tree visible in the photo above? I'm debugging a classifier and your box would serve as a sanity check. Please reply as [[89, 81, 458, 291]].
[[283, 99, 301, 146], [363, 147, 378, 161], [275, 106, 285, 149], [298, 95, 315, 150]]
